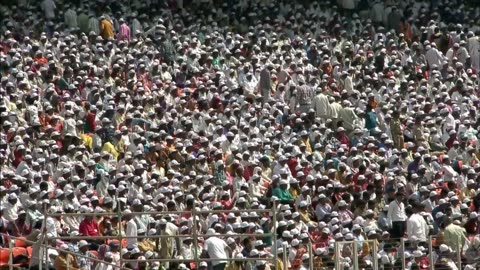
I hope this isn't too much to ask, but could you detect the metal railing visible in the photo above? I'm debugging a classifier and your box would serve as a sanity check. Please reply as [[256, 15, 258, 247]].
[[40, 204, 279, 269], [4, 234, 121, 270], [333, 236, 466, 270], [334, 239, 379, 270]]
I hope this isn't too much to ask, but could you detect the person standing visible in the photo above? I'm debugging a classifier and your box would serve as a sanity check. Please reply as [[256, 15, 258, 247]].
[[124, 210, 138, 248], [41, 0, 56, 20], [203, 229, 230, 270], [443, 217, 468, 253], [387, 192, 407, 238], [296, 78, 315, 114], [258, 64, 272, 104], [390, 111, 404, 150], [99, 16, 114, 40], [64, 5, 78, 29], [312, 88, 330, 120], [77, 8, 89, 34], [117, 18, 130, 42], [88, 13, 100, 35], [406, 203, 429, 241]]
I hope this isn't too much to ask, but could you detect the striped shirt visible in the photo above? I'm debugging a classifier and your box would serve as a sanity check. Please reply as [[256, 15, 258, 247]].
[[297, 85, 315, 105]]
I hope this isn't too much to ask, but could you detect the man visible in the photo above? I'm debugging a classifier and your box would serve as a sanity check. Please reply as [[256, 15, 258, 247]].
[[273, 179, 294, 204], [100, 16, 114, 40], [258, 64, 272, 104], [64, 5, 78, 29], [390, 111, 404, 150], [78, 209, 99, 237], [41, 0, 56, 20], [387, 192, 407, 238], [55, 244, 80, 270], [203, 228, 229, 270], [443, 217, 468, 253], [159, 218, 180, 269], [312, 88, 330, 119], [406, 203, 429, 241], [124, 210, 137, 248], [117, 18, 130, 42], [77, 240, 95, 270]]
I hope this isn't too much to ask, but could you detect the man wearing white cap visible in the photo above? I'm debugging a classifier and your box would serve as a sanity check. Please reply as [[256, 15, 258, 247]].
[[3, 193, 19, 222], [203, 228, 229, 270], [54, 244, 79, 270]]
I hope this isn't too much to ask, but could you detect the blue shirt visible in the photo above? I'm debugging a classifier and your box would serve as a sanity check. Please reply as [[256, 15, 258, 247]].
[[365, 111, 377, 130]]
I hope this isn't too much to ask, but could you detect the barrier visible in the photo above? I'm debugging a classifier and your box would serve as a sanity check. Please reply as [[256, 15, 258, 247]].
[[332, 236, 467, 270], [40, 203, 279, 269], [334, 239, 378, 270]]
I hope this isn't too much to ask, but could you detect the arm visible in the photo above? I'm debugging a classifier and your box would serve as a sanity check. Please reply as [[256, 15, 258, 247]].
[[78, 222, 87, 236], [386, 204, 393, 228], [406, 217, 413, 239]]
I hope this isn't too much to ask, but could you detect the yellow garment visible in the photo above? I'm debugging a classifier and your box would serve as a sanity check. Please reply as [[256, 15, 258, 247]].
[[289, 187, 300, 199], [313, 257, 323, 270], [113, 138, 126, 154], [361, 239, 379, 257], [460, 188, 476, 201], [302, 138, 312, 153], [299, 210, 311, 223], [138, 239, 156, 252], [276, 257, 284, 270], [102, 142, 119, 160], [54, 254, 80, 270], [100, 19, 114, 40], [80, 133, 93, 149]]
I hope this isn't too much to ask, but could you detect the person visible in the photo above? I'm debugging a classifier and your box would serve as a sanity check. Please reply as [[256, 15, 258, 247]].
[[124, 210, 137, 248], [41, 0, 56, 20], [387, 192, 407, 238], [78, 210, 99, 237], [406, 203, 429, 241], [273, 180, 294, 205], [99, 16, 114, 40], [443, 217, 468, 253], [55, 244, 80, 270], [77, 240, 96, 270], [203, 229, 230, 270], [1, 0, 480, 269]]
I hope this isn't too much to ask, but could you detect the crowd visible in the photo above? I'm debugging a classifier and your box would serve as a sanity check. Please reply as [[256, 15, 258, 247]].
[[1, 0, 480, 269]]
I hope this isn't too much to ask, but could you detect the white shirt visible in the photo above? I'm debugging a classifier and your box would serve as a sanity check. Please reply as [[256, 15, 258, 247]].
[[387, 200, 407, 226], [204, 236, 228, 266], [126, 219, 138, 247], [312, 93, 330, 118], [42, 216, 58, 237], [41, 0, 56, 19], [406, 213, 429, 241], [3, 201, 19, 222]]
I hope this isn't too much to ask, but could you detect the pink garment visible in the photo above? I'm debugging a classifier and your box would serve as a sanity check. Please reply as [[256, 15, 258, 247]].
[[118, 23, 130, 41]]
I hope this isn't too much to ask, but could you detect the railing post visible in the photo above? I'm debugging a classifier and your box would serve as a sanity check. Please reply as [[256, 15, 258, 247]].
[[400, 238, 405, 270], [308, 241, 313, 270], [44, 204, 48, 270], [8, 230, 13, 270], [353, 240, 358, 270], [334, 242, 339, 270], [272, 201, 277, 269], [429, 236, 434, 270], [117, 201, 123, 270], [282, 244, 288, 270], [372, 239, 378, 270], [192, 206, 200, 269], [456, 239, 462, 270]]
